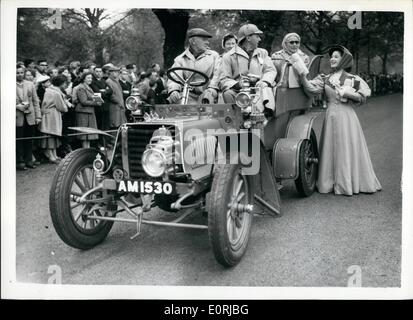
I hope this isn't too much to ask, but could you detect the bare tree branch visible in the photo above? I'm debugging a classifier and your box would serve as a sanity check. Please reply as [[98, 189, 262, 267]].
[[103, 9, 135, 33]]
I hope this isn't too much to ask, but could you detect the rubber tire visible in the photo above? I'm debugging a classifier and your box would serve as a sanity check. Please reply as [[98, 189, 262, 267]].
[[208, 164, 253, 268], [295, 130, 319, 197], [49, 148, 113, 250]]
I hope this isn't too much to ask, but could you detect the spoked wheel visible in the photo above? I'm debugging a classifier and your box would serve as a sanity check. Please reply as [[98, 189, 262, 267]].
[[295, 129, 319, 197], [208, 163, 254, 267], [49, 148, 114, 249]]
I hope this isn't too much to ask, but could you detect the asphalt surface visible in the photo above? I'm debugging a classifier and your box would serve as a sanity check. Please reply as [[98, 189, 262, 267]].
[[16, 94, 402, 287]]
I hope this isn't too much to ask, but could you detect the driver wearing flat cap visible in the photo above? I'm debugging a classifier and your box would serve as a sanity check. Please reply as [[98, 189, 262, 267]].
[[167, 28, 220, 104], [220, 24, 277, 110]]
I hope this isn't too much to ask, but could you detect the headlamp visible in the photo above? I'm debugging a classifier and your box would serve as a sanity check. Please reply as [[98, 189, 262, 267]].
[[142, 149, 167, 177], [125, 96, 142, 111], [235, 92, 251, 109]]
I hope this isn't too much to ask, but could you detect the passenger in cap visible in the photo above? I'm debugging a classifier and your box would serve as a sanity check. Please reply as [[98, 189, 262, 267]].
[[167, 28, 220, 104], [220, 24, 277, 111]]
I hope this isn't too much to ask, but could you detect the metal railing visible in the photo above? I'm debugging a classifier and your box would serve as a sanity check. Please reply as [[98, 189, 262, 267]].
[[16, 129, 118, 141]]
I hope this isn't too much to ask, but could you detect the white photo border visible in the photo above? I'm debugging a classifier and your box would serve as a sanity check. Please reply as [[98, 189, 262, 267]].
[[2, 0, 412, 299]]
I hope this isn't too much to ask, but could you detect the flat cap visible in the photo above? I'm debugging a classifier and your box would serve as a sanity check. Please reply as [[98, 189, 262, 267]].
[[187, 28, 212, 39], [36, 75, 50, 83], [103, 63, 120, 72], [238, 24, 263, 42]]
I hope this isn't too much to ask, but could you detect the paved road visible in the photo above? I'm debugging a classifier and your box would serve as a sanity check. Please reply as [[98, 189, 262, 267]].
[[16, 94, 402, 287]]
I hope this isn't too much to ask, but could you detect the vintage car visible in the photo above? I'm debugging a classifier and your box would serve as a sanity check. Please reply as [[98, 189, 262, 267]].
[[49, 55, 324, 267]]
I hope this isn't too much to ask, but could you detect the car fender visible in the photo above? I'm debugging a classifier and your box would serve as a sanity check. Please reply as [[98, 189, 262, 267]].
[[272, 138, 304, 180], [285, 111, 322, 140]]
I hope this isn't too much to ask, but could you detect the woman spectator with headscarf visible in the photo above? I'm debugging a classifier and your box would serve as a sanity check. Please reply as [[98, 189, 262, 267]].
[[75, 72, 102, 148], [36, 75, 51, 105], [39, 74, 68, 163]]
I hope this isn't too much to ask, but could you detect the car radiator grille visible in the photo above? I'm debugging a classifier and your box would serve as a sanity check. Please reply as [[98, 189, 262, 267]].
[[126, 125, 176, 179]]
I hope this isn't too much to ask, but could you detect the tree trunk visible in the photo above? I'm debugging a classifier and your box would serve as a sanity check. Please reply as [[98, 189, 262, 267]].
[[153, 9, 190, 68], [94, 40, 104, 65], [381, 52, 388, 74], [367, 35, 371, 74]]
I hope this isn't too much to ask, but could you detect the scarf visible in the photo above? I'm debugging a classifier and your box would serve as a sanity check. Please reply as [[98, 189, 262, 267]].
[[328, 45, 353, 72], [282, 33, 301, 55]]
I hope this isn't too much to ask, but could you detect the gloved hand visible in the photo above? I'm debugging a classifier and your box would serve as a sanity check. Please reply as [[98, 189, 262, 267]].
[[256, 81, 269, 89], [204, 88, 218, 98], [168, 91, 182, 104], [338, 85, 361, 102], [16, 104, 27, 112], [337, 86, 353, 97], [291, 54, 309, 77], [200, 88, 218, 104]]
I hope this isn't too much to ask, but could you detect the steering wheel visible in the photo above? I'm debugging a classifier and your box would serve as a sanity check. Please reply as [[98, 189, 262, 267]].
[[166, 67, 209, 87]]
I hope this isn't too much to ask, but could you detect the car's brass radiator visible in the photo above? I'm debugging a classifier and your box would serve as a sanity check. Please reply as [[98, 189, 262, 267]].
[[125, 125, 176, 179]]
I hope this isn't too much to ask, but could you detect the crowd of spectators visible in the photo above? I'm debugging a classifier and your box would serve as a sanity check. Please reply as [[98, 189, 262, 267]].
[[360, 72, 404, 96], [15, 57, 404, 171], [16, 58, 168, 170]]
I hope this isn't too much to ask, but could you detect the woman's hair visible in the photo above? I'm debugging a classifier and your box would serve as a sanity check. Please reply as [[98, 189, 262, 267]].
[[58, 66, 69, 74], [24, 59, 34, 67], [222, 33, 238, 48], [69, 61, 81, 71], [327, 45, 353, 72], [25, 69, 36, 78], [52, 74, 67, 87], [79, 71, 93, 83], [328, 47, 344, 57]]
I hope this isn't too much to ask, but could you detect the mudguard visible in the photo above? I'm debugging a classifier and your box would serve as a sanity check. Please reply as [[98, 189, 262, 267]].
[[272, 138, 304, 180], [254, 143, 282, 216], [286, 112, 323, 140], [273, 111, 323, 180], [212, 131, 281, 216]]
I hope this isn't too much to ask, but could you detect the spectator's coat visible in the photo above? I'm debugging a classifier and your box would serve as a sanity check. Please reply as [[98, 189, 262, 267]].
[[39, 86, 68, 136], [106, 77, 127, 128], [16, 80, 41, 127]]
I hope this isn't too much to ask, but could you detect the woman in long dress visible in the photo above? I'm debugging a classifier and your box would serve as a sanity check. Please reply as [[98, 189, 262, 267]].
[[294, 45, 382, 195]]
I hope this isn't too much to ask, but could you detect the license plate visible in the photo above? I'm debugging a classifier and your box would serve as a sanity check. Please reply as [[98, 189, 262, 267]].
[[117, 180, 175, 195]]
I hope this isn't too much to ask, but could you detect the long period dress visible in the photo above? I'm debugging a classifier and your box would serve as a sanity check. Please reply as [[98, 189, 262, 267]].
[[302, 70, 382, 195]]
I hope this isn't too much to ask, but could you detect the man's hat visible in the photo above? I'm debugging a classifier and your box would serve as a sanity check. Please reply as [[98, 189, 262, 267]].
[[238, 24, 263, 42], [103, 63, 120, 72], [36, 75, 50, 84], [187, 28, 213, 39]]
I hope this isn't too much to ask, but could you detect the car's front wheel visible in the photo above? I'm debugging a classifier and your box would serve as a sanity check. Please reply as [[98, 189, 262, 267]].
[[49, 148, 114, 250], [208, 163, 254, 267]]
